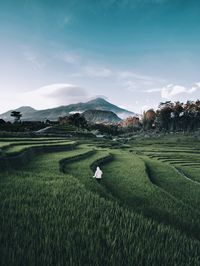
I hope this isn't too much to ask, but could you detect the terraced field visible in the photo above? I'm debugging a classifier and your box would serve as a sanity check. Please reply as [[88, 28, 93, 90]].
[[0, 138, 72, 154], [1, 136, 200, 265]]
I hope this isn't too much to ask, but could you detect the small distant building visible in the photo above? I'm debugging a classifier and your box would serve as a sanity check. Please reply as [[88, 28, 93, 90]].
[[120, 116, 140, 127]]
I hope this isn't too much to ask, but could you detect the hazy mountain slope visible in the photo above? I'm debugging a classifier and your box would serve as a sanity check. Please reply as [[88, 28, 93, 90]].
[[0, 106, 37, 121], [83, 109, 122, 124], [0, 98, 136, 121]]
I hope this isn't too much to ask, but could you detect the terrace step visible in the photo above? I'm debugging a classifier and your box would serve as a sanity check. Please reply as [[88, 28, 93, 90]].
[[62, 149, 115, 200], [0, 141, 77, 171]]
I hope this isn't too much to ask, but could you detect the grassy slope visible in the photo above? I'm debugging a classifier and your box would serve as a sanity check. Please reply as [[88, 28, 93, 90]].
[[131, 136, 200, 208], [0, 143, 200, 265], [177, 166, 200, 183], [4, 141, 75, 154], [63, 148, 115, 199], [102, 150, 200, 239], [0, 142, 11, 148], [0, 137, 67, 141], [0, 138, 70, 153], [143, 158, 200, 209]]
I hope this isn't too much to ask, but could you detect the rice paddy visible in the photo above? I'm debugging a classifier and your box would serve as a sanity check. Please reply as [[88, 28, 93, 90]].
[[1, 135, 200, 265]]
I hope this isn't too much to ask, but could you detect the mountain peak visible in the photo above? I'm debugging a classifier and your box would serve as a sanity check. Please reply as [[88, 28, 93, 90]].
[[88, 97, 108, 104], [16, 106, 36, 112]]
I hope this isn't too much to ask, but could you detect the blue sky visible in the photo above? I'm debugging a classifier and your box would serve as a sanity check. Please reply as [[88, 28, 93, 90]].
[[1, 0, 200, 114]]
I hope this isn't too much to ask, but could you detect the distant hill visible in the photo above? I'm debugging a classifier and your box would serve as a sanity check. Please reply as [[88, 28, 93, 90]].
[[83, 109, 121, 124], [1, 106, 37, 121], [0, 98, 136, 121]]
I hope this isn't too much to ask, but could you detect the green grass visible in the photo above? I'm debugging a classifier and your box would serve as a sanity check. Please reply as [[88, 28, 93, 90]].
[[4, 141, 76, 154], [0, 138, 71, 153], [1, 136, 200, 265], [63, 148, 115, 200], [101, 150, 200, 239], [143, 157, 200, 206], [176, 166, 200, 183], [0, 142, 12, 149], [0, 137, 67, 142], [1, 170, 200, 265], [131, 137, 200, 211]]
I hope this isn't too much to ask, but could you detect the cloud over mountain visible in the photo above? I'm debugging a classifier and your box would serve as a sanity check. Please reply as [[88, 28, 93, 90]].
[[17, 84, 88, 110]]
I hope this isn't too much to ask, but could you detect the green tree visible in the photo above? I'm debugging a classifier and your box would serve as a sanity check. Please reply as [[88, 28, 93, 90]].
[[156, 102, 173, 131], [171, 102, 184, 131], [68, 113, 87, 130], [11, 111, 22, 123]]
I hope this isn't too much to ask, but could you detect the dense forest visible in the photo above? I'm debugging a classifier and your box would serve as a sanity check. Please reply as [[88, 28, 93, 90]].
[[143, 100, 200, 132]]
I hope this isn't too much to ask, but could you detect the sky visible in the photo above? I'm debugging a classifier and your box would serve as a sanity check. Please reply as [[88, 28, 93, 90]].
[[0, 0, 200, 114]]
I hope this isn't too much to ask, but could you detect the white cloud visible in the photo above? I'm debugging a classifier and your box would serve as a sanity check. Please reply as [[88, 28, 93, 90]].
[[188, 87, 197, 93], [84, 66, 112, 77], [16, 83, 88, 110], [56, 52, 81, 64], [146, 88, 162, 93], [55, 54, 113, 78], [195, 82, 200, 87], [161, 84, 186, 98], [119, 71, 166, 92], [118, 71, 165, 83], [161, 83, 200, 99]]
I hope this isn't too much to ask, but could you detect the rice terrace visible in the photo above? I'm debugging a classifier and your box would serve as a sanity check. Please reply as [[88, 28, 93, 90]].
[[1, 134, 200, 265], [1, 0, 200, 265]]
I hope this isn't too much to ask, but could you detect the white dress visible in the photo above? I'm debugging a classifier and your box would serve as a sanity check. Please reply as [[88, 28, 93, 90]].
[[93, 167, 103, 179]]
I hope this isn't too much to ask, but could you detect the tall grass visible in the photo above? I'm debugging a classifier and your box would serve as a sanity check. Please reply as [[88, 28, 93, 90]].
[[1, 137, 200, 265]]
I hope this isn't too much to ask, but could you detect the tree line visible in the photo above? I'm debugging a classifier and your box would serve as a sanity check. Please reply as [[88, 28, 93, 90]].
[[143, 100, 200, 132]]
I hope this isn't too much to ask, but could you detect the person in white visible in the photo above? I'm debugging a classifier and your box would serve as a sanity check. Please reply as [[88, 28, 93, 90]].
[[93, 166, 103, 182]]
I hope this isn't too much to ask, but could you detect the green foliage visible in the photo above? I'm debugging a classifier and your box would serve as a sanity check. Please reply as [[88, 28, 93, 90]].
[[10, 111, 22, 123], [155, 100, 200, 132], [68, 113, 88, 129], [0, 120, 48, 132]]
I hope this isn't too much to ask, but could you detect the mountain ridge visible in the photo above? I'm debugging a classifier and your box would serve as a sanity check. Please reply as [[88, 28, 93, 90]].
[[0, 98, 136, 121]]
